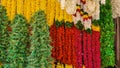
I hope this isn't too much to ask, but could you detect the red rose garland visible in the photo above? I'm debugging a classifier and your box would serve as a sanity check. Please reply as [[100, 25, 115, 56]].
[[50, 23, 101, 68], [50, 24, 57, 59], [73, 27, 82, 68], [64, 26, 72, 64], [91, 30, 96, 68], [57, 25, 64, 60], [86, 33, 93, 68], [94, 31, 101, 68], [83, 31, 88, 68], [92, 31, 101, 68]]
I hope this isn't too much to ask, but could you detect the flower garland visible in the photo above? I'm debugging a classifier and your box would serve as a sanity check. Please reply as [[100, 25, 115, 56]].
[[24, 0, 31, 21], [30, 0, 35, 15], [40, 0, 47, 13], [50, 24, 58, 59], [27, 11, 52, 68], [1, 0, 7, 7], [101, 0, 106, 4], [16, 0, 24, 15], [92, 31, 101, 68], [5, 14, 28, 68], [65, 0, 77, 14], [47, 0, 55, 26], [86, 32, 92, 68], [10, 0, 16, 20], [84, 0, 100, 20], [6, 0, 11, 20], [35, 0, 40, 12], [73, 27, 82, 68], [83, 31, 88, 68], [100, 0, 115, 67], [0, 5, 9, 67], [73, 4, 92, 32], [111, 0, 120, 18]]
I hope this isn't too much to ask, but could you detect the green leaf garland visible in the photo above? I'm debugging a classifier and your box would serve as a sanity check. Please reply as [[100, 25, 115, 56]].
[[27, 11, 52, 68], [0, 5, 9, 66], [5, 14, 28, 68], [100, 0, 115, 67]]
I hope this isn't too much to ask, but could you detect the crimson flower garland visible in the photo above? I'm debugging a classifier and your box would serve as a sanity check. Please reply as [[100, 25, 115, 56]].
[[92, 31, 101, 68], [87, 33, 92, 68], [50, 22, 101, 68], [83, 31, 88, 68], [73, 27, 82, 68]]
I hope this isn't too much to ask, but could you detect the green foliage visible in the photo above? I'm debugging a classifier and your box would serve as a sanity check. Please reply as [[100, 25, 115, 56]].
[[55, 20, 63, 27], [76, 20, 84, 30], [99, 0, 115, 67], [27, 11, 52, 68], [65, 21, 73, 28], [5, 15, 28, 68], [0, 5, 9, 65]]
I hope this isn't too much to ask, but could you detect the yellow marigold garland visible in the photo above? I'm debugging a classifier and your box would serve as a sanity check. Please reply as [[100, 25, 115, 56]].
[[6, 0, 11, 20], [31, 0, 35, 14], [92, 24, 100, 32], [1, 0, 73, 24], [47, 0, 56, 26], [11, 0, 16, 20], [55, 1, 60, 21], [40, 0, 47, 13], [1, 0, 7, 7], [16, 0, 24, 15], [25, 0, 31, 21], [35, 0, 40, 12]]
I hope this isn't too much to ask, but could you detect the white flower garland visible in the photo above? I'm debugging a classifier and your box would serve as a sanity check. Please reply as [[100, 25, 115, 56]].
[[101, 0, 106, 4], [111, 0, 120, 18], [60, 0, 65, 9], [84, 19, 91, 30], [84, 0, 100, 20], [65, 0, 77, 14]]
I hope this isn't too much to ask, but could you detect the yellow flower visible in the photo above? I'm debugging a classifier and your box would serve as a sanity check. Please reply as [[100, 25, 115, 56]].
[[31, 0, 35, 14], [35, 0, 40, 12], [16, 0, 24, 15], [40, 0, 47, 13], [55, 1, 60, 21], [65, 64, 73, 68], [6, 0, 11, 20], [1, 0, 7, 7], [92, 24, 100, 32], [25, 0, 31, 21], [11, 0, 16, 20]]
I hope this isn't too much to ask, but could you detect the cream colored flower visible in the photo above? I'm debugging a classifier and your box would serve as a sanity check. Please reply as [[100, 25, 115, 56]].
[[101, 0, 106, 4], [65, 0, 77, 14], [111, 0, 120, 18], [84, 0, 100, 20]]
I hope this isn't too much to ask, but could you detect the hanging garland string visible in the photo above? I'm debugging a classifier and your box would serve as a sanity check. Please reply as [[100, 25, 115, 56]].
[[83, 31, 88, 68], [73, 27, 82, 68], [0, 5, 9, 67], [27, 11, 52, 68], [99, 0, 115, 67], [5, 14, 28, 68]]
